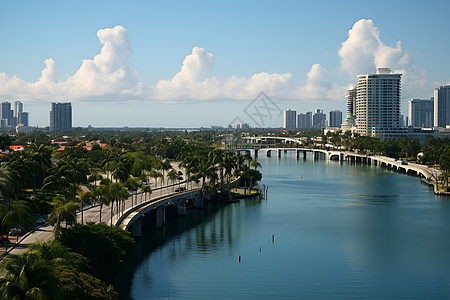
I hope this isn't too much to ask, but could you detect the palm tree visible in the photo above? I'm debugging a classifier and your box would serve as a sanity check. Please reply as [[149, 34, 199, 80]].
[[88, 171, 103, 186], [0, 200, 33, 246], [100, 149, 117, 181], [0, 251, 62, 299], [77, 190, 93, 225], [141, 185, 152, 203], [0, 166, 32, 246], [250, 159, 262, 171], [149, 171, 163, 189], [104, 183, 128, 226], [49, 196, 79, 240], [160, 160, 172, 185], [167, 169, 178, 192], [223, 152, 237, 185], [92, 184, 110, 223], [125, 177, 140, 206], [0, 166, 19, 204], [111, 155, 131, 183]]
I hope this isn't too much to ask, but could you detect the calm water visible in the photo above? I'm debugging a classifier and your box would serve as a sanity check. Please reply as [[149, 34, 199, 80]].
[[119, 153, 450, 299]]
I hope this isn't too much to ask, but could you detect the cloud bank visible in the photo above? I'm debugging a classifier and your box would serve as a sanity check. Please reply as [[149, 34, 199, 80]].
[[0, 20, 438, 104]]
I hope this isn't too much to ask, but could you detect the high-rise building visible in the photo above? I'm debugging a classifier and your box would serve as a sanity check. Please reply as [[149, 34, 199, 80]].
[[329, 110, 343, 127], [434, 85, 450, 127], [19, 112, 29, 126], [12, 101, 23, 126], [346, 88, 356, 119], [14, 101, 23, 118], [355, 68, 401, 136], [0, 102, 13, 128], [50, 102, 72, 132], [408, 98, 434, 128], [306, 112, 312, 128], [312, 109, 326, 129], [297, 112, 313, 129], [283, 109, 297, 129]]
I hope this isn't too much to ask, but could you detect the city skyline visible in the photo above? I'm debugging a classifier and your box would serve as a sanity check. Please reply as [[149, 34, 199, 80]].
[[0, 0, 449, 127]]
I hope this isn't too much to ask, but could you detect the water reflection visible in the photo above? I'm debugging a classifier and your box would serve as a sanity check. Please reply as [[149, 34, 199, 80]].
[[351, 194, 399, 206], [120, 152, 450, 299]]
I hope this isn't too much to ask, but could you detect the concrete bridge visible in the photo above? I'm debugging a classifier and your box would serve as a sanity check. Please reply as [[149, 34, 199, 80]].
[[116, 189, 203, 236], [235, 147, 439, 181], [116, 177, 242, 237]]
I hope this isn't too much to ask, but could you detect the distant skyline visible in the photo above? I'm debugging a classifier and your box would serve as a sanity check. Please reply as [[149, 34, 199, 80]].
[[0, 0, 449, 127]]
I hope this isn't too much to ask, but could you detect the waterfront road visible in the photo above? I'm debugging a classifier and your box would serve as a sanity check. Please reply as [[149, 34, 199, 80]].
[[6, 162, 200, 256]]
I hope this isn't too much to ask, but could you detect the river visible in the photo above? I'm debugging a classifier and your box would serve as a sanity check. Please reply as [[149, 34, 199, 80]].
[[118, 152, 450, 299]]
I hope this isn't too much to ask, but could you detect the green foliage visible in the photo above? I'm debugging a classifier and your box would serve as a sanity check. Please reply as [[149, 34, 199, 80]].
[[241, 169, 263, 188], [0, 250, 62, 299], [0, 134, 12, 151], [0, 241, 119, 300], [439, 146, 450, 190], [60, 222, 135, 284]]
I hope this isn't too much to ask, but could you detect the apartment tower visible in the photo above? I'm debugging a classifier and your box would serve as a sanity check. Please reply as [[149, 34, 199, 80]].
[[434, 85, 450, 127], [408, 98, 434, 128], [50, 102, 72, 132], [355, 68, 401, 136], [283, 109, 297, 129]]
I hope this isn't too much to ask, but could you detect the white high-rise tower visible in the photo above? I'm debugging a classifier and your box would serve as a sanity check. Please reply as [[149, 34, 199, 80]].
[[355, 68, 401, 137]]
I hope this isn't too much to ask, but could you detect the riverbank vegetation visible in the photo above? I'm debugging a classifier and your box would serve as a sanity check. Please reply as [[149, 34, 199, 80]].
[[0, 222, 134, 299], [0, 129, 264, 298]]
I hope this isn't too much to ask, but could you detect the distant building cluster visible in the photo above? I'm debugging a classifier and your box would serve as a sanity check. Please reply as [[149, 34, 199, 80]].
[[340, 68, 450, 142], [283, 109, 342, 130], [283, 67, 450, 142], [0, 100, 31, 132]]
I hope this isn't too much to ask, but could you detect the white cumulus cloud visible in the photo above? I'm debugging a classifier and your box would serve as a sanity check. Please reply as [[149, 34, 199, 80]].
[[0, 21, 441, 106], [155, 47, 292, 101], [338, 19, 434, 99]]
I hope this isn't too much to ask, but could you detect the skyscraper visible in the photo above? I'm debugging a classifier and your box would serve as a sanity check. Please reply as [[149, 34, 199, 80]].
[[50, 102, 72, 132], [14, 101, 22, 118], [283, 109, 296, 129], [0, 102, 13, 128], [408, 98, 434, 128], [329, 110, 343, 127], [19, 112, 29, 126], [434, 85, 450, 127], [312, 109, 326, 129], [355, 68, 401, 137]]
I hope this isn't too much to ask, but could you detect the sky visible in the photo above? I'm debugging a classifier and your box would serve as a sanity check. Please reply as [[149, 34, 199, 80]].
[[0, 0, 449, 128]]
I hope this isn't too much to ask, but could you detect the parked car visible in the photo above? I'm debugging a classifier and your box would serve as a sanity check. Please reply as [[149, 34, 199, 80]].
[[9, 227, 24, 236], [35, 216, 48, 225], [175, 187, 186, 192]]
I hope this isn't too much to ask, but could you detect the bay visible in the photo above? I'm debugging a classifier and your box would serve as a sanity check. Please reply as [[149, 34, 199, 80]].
[[119, 152, 450, 299]]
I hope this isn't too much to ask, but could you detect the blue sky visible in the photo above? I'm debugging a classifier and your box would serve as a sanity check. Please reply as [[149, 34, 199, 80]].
[[0, 0, 449, 127]]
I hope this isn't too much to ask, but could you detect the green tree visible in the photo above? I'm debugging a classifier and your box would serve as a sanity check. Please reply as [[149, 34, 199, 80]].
[[59, 222, 135, 285], [439, 146, 450, 191], [49, 196, 79, 239], [0, 251, 62, 299]]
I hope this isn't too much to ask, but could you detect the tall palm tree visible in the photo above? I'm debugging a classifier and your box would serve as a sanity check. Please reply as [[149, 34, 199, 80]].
[[77, 190, 92, 225], [49, 196, 79, 240], [125, 177, 140, 206], [141, 185, 152, 203], [92, 184, 110, 223], [167, 169, 178, 192], [88, 171, 103, 186], [104, 183, 128, 226], [0, 200, 33, 246], [160, 160, 172, 185]]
